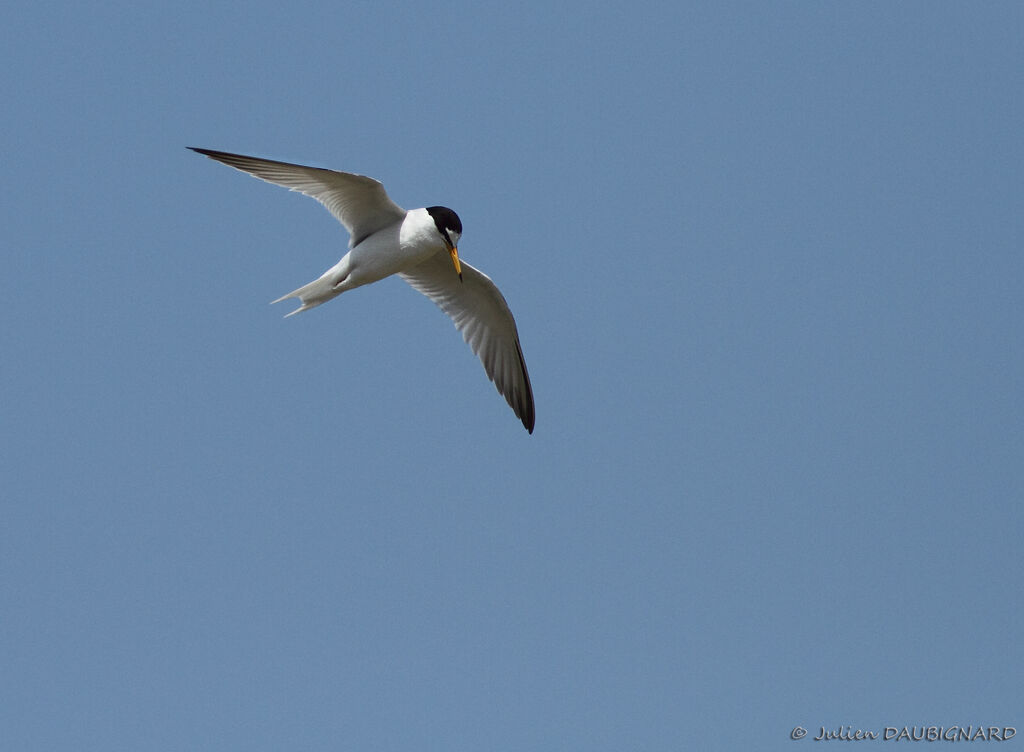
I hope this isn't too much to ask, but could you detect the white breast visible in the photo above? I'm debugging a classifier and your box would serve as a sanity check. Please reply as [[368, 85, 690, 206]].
[[344, 209, 443, 287]]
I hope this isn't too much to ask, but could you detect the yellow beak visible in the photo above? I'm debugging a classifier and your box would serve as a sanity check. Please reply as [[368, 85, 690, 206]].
[[449, 244, 463, 282]]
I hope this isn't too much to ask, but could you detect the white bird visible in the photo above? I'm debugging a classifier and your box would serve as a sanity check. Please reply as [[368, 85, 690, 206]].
[[189, 148, 535, 433]]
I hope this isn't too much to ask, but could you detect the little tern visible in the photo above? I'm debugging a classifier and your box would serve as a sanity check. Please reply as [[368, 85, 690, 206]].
[[189, 148, 535, 433]]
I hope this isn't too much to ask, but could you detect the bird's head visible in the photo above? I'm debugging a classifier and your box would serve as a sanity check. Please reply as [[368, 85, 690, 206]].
[[426, 206, 463, 281]]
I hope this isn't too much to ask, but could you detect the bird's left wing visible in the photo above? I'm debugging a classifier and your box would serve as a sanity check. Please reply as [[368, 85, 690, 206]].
[[189, 148, 406, 247], [399, 252, 535, 433]]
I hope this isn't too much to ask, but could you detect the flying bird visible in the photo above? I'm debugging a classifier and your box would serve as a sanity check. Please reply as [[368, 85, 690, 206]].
[[189, 148, 535, 433]]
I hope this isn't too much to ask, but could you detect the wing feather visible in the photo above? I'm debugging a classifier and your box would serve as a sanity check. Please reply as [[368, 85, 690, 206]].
[[189, 148, 406, 247], [399, 252, 535, 433]]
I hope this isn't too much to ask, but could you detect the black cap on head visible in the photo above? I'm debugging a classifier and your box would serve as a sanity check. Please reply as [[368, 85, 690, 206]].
[[426, 206, 462, 245]]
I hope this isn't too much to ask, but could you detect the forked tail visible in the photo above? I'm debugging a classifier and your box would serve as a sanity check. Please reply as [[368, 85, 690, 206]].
[[271, 273, 343, 317]]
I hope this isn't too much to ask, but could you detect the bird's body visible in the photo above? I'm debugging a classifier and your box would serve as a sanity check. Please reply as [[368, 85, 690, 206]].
[[189, 148, 535, 433], [273, 209, 438, 314]]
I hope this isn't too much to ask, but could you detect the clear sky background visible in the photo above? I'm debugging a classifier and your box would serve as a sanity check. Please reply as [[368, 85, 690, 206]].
[[2, 2, 1021, 750]]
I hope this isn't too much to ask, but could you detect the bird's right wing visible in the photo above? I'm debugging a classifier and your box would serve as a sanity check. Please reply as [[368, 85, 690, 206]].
[[399, 252, 535, 433], [189, 148, 406, 247]]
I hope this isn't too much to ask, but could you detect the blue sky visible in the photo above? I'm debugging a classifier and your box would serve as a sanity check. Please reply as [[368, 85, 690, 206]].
[[2, 2, 1021, 750]]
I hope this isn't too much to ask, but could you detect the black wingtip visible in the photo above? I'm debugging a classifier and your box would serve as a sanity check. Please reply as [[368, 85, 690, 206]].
[[515, 340, 535, 434]]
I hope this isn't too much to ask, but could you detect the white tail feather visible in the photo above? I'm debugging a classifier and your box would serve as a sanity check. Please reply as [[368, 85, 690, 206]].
[[271, 273, 343, 317]]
